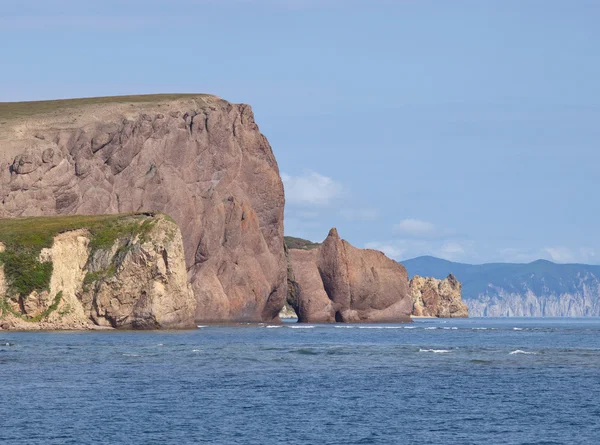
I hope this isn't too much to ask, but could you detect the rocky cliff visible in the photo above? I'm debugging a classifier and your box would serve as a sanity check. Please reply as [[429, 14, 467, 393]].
[[287, 229, 412, 323], [0, 95, 286, 323], [402, 256, 600, 317], [0, 213, 195, 330], [409, 274, 468, 318]]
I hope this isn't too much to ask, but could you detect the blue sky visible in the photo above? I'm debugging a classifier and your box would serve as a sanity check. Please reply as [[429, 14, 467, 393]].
[[1, 0, 599, 264]]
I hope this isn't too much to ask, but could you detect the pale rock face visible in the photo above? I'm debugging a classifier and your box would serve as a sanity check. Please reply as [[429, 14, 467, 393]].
[[81, 216, 196, 329], [0, 214, 195, 330], [409, 274, 469, 318], [466, 287, 600, 317], [0, 95, 286, 323], [287, 228, 412, 323]]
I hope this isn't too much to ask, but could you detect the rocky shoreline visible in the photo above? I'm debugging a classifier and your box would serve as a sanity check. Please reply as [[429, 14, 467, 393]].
[[0, 95, 468, 329]]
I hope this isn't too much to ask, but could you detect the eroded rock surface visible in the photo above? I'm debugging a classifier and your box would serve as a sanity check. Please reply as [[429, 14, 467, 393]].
[[409, 274, 469, 318], [0, 95, 286, 322], [287, 229, 412, 323], [0, 214, 195, 330]]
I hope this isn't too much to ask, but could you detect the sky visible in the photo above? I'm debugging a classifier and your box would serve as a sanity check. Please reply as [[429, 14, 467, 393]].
[[1, 0, 599, 264]]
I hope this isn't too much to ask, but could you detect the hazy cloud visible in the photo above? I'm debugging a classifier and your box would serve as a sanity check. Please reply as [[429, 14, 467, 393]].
[[543, 247, 596, 264], [393, 218, 436, 237], [282, 171, 343, 206], [436, 242, 466, 261], [364, 242, 406, 260]]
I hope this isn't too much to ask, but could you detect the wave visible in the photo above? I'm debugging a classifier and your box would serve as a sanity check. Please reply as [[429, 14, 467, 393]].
[[424, 327, 438, 330], [266, 326, 282, 329], [512, 328, 524, 331], [122, 353, 140, 357], [419, 348, 451, 353], [197, 325, 206, 328], [192, 349, 201, 352], [358, 326, 405, 329], [509, 350, 537, 355], [288, 326, 315, 329], [442, 327, 458, 330]]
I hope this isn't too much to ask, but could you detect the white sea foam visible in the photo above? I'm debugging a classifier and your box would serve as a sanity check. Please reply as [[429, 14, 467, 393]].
[[192, 349, 201, 352], [442, 327, 458, 330], [509, 350, 537, 355], [334, 326, 355, 329], [122, 353, 140, 357], [419, 349, 451, 353], [403, 326, 416, 329], [288, 326, 315, 329], [197, 325, 207, 328], [513, 328, 524, 331], [266, 325, 282, 329], [358, 326, 405, 329], [424, 327, 438, 330]]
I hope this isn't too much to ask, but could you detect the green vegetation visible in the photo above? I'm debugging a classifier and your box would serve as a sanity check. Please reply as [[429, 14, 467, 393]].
[[0, 291, 63, 322], [0, 94, 211, 122], [284, 236, 321, 251], [0, 212, 164, 300]]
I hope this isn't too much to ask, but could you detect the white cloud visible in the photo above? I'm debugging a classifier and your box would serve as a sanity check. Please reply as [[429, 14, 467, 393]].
[[282, 171, 343, 206], [436, 242, 466, 261], [393, 218, 436, 237], [364, 242, 406, 260], [543, 247, 596, 264]]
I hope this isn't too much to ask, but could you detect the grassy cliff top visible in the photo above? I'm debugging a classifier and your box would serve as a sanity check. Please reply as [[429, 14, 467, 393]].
[[0, 212, 173, 298], [284, 236, 321, 251], [0, 94, 215, 123], [0, 212, 168, 250]]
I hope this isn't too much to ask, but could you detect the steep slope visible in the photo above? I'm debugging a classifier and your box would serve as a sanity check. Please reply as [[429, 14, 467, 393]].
[[402, 256, 600, 316], [0, 94, 286, 323], [0, 213, 195, 330]]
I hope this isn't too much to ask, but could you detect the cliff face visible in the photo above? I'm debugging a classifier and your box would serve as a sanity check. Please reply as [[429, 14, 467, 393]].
[[409, 274, 468, 318], [287, 229, 412, 323], [0, 95, 286, 323], [0, 213, 195, 330]]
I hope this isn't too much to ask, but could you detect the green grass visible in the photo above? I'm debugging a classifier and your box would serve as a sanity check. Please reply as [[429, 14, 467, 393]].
[[0, 212, 164, 299], [0, 94, 212, 122], [284, 236, 321, 251]]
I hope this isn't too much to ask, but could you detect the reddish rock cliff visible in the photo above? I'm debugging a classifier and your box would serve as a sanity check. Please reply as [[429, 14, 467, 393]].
[[0, 95, 286, 323], [287, 229, 412, 323]]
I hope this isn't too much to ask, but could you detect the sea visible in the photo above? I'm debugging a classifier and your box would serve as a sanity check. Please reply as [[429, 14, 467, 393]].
[[1, 317, 599, 444]]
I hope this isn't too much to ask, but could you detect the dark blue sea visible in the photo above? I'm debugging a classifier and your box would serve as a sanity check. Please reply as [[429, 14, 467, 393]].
[[1, 318, 599, 444]]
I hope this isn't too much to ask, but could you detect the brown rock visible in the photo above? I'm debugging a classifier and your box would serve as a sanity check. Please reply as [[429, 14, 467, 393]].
[[287, 228, 412, 323], [409, 274, 469, 318], [0, 95, 286, 323]]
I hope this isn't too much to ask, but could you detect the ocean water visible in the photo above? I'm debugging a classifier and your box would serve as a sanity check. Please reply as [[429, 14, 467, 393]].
[[1, 318, 599, 445]]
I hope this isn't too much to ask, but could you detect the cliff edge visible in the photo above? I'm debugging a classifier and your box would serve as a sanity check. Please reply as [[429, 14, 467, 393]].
[[0, 94, 286, 323]]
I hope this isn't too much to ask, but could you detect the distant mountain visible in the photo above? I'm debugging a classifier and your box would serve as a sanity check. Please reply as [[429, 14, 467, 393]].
[[401, 256, 600, 317]]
